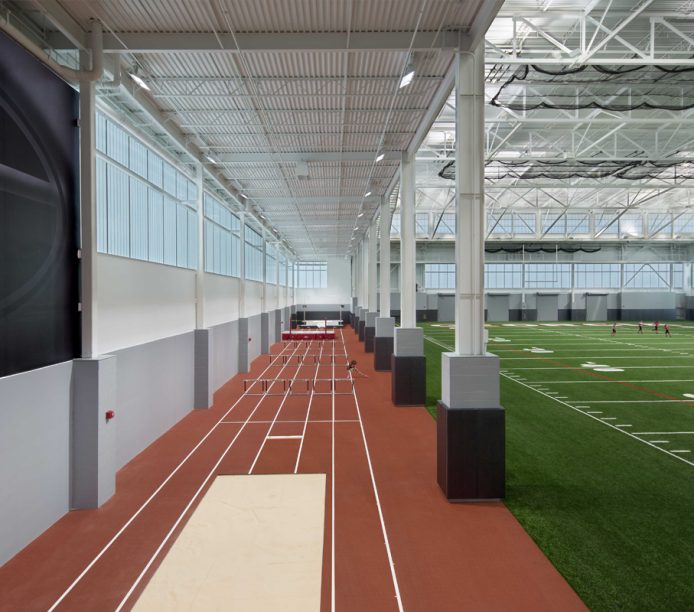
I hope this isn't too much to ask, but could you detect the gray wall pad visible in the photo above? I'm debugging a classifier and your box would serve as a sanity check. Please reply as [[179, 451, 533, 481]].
[[274, 309, 282, 344], [375, 317, 395, 337], [113, 332, 194, 470], [194, 330, 214, 409], [261, 312, 270, 354], [394, 327, 424, 356], [238, 318, 249, 373], [72, 356, 117, 509], [442, 353, 500, 409], [0, 361, 72, 566], [211, 319, 240, 391], [248, 314, 262, 364]]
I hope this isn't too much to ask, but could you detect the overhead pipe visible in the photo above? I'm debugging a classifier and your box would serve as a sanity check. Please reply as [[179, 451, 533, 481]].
[[0, 14, 103, 83]]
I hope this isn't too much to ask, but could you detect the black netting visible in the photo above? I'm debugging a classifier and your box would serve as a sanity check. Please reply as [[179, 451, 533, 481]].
[[490, 64, 694, 112], [485, 246, 601, 254], [438, 159, 694, 181]]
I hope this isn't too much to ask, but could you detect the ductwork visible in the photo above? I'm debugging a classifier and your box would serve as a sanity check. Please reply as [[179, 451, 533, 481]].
[[0, 15, 103, 84]]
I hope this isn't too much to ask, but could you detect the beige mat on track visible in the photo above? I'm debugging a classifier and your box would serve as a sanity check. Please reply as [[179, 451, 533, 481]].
[[133, 473, 326, 612]]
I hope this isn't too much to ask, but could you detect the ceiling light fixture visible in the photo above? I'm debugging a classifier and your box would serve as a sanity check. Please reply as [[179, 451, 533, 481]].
[[206, 155, 218, 165], [129, 73, 150, 91], [375, 152, 385, 162], [399, 62, 415, 88], [364, 191, 372, 197], [239, 193, 247, 199]]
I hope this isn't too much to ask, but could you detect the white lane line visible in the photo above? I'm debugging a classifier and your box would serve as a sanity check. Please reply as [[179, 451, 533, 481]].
[[294, 340, 326, 474], [221, 419, 359, 424], [114, 341, 310, 612], [424, 333, 694, 468], [47, 341, 300, 612], [249, 342, 320, 474], [331, 337, 336, 612], [267, 435, 303, 440], [341, 329, 404, 612]]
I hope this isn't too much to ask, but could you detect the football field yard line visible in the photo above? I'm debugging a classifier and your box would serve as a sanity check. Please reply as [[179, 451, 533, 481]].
[[423, 332, 694, 468], [634, 431, 694, 435], [527, 379, 694, 384]]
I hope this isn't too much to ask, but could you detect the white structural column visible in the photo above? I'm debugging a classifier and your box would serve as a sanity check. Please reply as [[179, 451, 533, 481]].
[[79, 75, 97, 358], [261, 227, 267, 311], [454, 44, 486, 356], [367, 221, 378, 313], [437, 43, 504, 502], [195, 163, 205, 328], [399, 152, 416, 328], [379, 197, 391, 318], [238, 213, 246, 319], [391, 151, 425, 404], [361, 237, 368, 307], [194, 164, 213, 407], [374, 197, 395, 371]]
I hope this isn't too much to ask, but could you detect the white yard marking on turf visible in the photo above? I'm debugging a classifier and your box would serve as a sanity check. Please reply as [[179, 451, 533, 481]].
[[575, 399, 688, 404], [616, 424, 632, 428], [671, 450, 692, 454], [600, 417, 617, 421], [593, 367, 624, 372], [523, 347, 554, 354], [650, 440, 670, 444], [684, 393, 694, 399], [634, 431, 694, 435], [586, 411, 602, 414], [423, 333, 694, 467]]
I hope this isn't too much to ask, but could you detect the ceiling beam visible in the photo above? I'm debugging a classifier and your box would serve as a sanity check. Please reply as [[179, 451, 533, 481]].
[[250, 197, 381, 204], [215, 152, 401, 162], [31, 0, 87, 49], [48, 30, 461, 52]]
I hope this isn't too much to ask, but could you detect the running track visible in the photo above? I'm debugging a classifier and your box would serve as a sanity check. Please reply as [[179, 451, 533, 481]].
[[0, 327, 586, 611]]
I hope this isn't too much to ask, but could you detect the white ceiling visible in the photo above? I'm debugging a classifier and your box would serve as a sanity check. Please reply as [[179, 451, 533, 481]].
[[5, 0, 694, 254]]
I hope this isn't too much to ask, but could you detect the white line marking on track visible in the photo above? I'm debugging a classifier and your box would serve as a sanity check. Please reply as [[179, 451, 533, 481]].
[[341, 329, 404, 612], [249, 343, 321, 474], [47, 341, 303, 612], [113, 341, 311, 611], [267, 435, 303, 440], [294, 340, 327, 474]]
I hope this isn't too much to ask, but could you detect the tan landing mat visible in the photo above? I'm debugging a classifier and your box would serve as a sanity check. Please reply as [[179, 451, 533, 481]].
[[133, 473, 326, 612]]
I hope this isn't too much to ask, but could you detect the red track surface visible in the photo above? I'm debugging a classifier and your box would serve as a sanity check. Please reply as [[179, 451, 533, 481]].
[[0, 327, 586, 611]]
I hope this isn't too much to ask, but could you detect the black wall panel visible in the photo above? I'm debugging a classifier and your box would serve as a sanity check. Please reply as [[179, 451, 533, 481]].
[[0, 32, 79, 377]]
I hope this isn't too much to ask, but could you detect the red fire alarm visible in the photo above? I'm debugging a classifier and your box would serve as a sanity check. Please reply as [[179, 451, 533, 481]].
[[105, 410, 115, 421]]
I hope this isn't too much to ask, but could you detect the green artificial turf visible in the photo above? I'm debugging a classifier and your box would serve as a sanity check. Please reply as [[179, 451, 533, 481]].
[[421, 321, 694, 611]]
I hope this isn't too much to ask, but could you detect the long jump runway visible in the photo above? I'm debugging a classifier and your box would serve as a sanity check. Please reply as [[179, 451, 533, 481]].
[[0, 328, 585, 611]]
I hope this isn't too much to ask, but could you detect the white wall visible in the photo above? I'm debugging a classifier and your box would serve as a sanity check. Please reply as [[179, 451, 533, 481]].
[[246, 280, 264, 316], [203, 274, 240, 328], [96, 255, 195, 353], [295, 257, 351, 306]]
